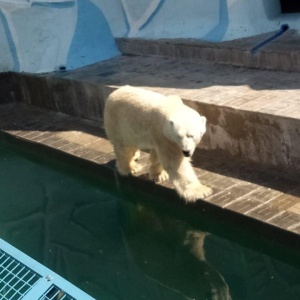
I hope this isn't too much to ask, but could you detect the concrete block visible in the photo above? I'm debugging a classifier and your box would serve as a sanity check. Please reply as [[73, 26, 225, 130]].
[[260, 51, 279, 71], [158, 42, 174, 57], [243, 51, 260, 69], [229, 49, 244, 67], [200, 47, 215, 63], [175, 44, 191, 60], [214, 48, 231, 64], [278, 52, 292, 72], [189, 46, 203, 61], [290, 51, 300, 72]]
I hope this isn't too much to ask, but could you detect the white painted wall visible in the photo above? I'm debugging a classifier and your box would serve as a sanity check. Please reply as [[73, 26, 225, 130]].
[[0, 0, 299, 73], [97, 0, 300, 41]]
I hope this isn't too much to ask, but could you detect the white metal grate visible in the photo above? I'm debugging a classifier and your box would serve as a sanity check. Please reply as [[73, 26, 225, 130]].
[[0, 239, 95, 300], [0, 249, 40, 300]]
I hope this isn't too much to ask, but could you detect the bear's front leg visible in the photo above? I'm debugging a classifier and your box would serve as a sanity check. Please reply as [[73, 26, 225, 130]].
[[149, 149, 169, 182], [159, 149, 212, 202], [114, 146, 142, 175]]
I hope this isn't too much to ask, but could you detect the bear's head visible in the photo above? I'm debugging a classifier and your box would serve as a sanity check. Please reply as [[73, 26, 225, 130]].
[[163, 107, 207, 157]]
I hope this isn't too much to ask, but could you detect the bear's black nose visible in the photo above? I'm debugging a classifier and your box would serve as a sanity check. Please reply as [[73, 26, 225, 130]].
[[182, 150, 191, 157]]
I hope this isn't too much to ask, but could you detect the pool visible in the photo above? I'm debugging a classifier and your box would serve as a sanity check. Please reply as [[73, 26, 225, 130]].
[[1, 140, 300, 300]]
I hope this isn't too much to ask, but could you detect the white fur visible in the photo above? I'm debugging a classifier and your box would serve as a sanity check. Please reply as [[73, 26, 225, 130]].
[[104, 86, 212, 202]]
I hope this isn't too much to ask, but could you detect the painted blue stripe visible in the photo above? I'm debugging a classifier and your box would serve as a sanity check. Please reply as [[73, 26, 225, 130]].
[[66, 0, 119, 70], [139, 0, 166, 31], [0, 9, 20, 71], [31, 1, 75, 9], [203, 0, 229, 42]]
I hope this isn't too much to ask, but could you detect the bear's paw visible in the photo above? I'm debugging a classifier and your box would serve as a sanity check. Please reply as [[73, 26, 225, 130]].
[[129, 161, 143, 174], [149, 170, 169, 183], [183, 182, 213, 202], [133, 150, 141, 161], [116, 161, 143, 176]]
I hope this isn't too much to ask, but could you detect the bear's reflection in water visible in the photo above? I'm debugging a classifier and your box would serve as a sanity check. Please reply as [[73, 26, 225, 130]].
[[122, 203, 231, 300]]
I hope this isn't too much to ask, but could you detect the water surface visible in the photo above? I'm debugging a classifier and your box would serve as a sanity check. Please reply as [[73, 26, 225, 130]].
[[0, 141, 300, 300]]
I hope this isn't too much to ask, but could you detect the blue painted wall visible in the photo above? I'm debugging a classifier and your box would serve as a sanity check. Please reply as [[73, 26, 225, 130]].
[[0, 0, 299, 73], [67, 0, 118, 70], [0, 0, 120, 73]]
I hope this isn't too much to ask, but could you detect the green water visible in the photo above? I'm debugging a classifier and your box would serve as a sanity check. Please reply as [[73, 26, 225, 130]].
[[1, 141, 300, 300]]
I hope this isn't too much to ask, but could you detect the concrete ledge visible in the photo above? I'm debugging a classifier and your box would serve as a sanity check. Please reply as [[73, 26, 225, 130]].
[[116, 30, 300, 72], [0, 72, 110, 122], [189, 100, 300, 174]]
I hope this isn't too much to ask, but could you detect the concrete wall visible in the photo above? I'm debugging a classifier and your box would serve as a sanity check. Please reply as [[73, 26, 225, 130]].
[[0, 0, 299, 73]]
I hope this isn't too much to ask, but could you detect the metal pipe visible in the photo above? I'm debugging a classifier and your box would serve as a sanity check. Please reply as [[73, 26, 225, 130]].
[[251, 24, 289, 54]]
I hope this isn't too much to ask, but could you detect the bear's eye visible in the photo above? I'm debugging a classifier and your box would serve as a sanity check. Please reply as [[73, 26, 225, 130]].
[[187, 134, 194, 138]]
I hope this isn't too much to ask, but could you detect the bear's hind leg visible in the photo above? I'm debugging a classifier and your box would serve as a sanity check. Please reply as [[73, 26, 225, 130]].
[[114, 146, 142, 176], [149, 149, 169, 182]]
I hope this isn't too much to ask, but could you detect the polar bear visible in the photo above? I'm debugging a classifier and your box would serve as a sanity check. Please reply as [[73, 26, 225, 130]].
[[104, 86, 212, 202]]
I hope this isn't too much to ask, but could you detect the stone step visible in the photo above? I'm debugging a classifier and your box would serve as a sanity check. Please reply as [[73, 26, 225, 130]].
[[2, 54, 299, 175], [116, 29, 300, 72]]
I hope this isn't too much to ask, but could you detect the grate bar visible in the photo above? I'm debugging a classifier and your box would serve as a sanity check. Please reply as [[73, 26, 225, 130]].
[[21, 280, 53, 300]]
